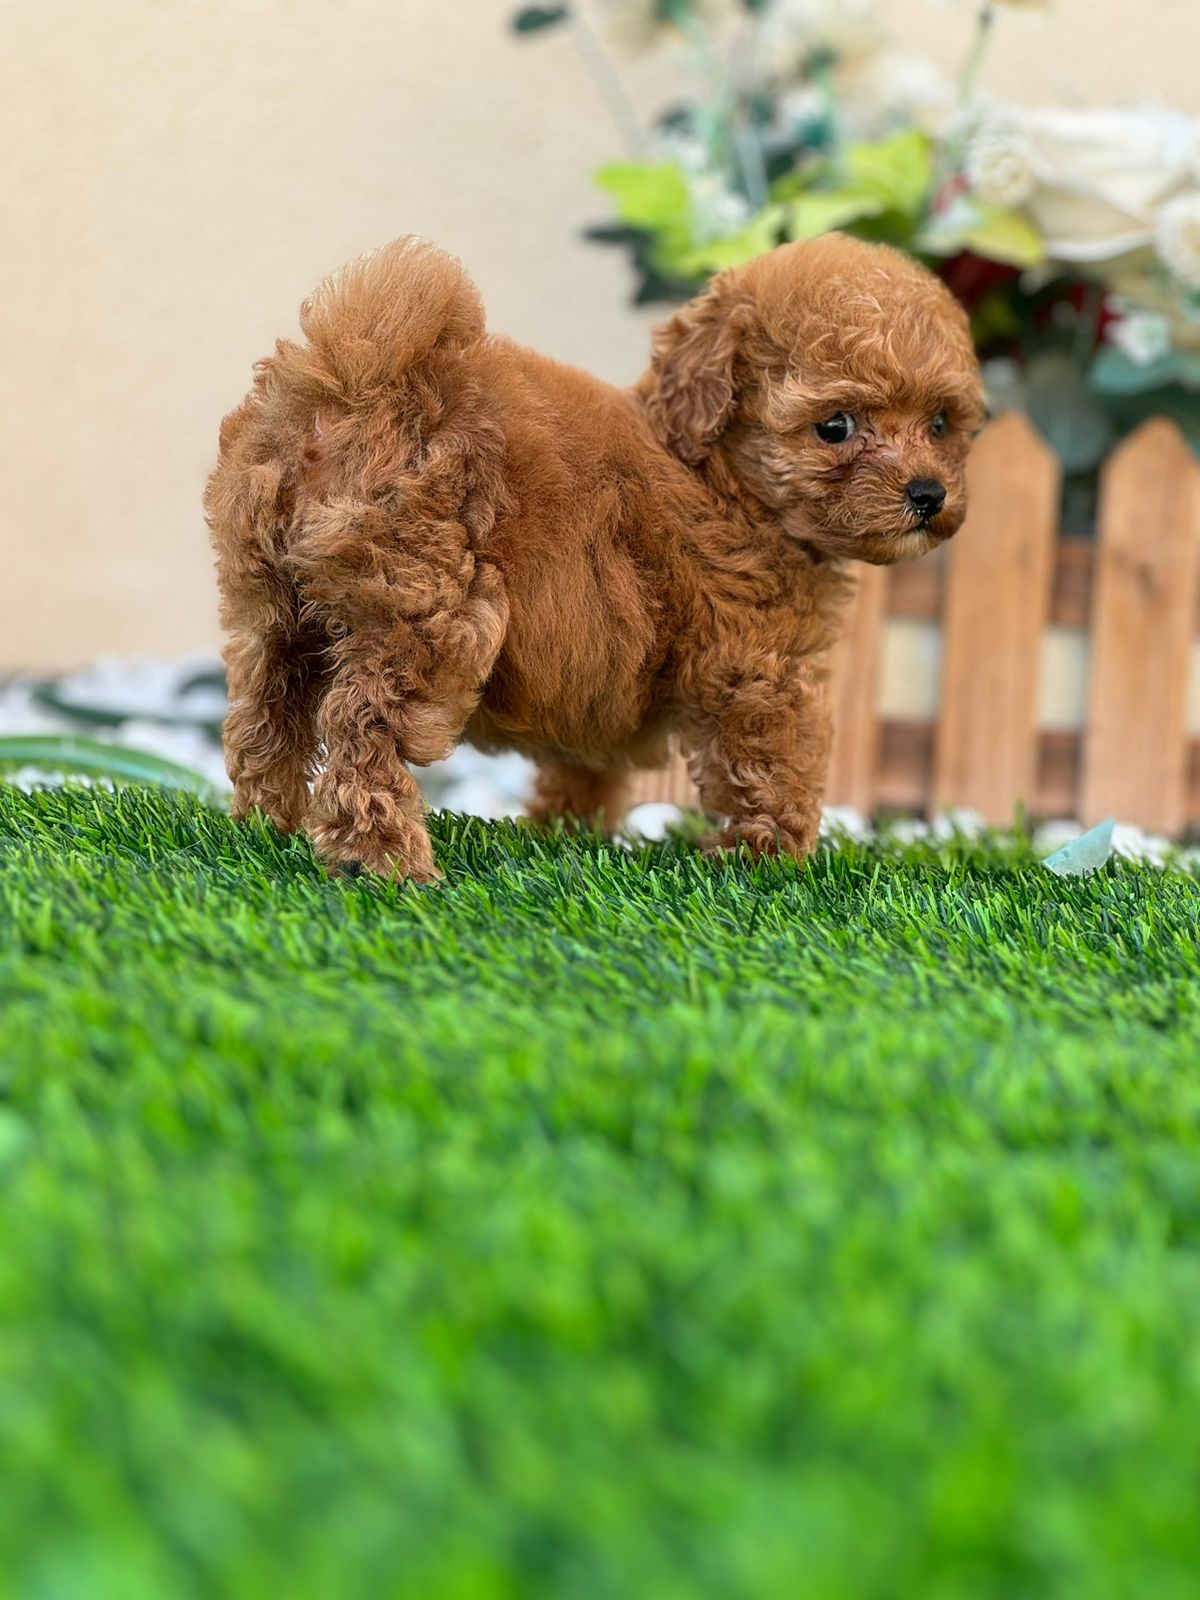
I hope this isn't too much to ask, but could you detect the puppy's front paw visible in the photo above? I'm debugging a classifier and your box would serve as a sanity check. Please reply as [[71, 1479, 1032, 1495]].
[[704, 814, 817, 863], [308, 813, 442, 886]]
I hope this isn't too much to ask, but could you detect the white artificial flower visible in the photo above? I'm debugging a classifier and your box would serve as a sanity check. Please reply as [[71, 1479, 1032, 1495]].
[[756, 3, 955, 142], [930, 808, 987, 842], [758, 0, 884, 78], [687, 170, 752, 242], [1108, 306, 1172, 366], [863, 52, 954, 134], [819, 805, 872, 843], [656, 128, 751, 243], [1011, 107, 1200, 264], [831, 50, 954, 138], [887, 818, 929, 847], [1112, 824, 1171, 868], [1104, 259, 1200, 355], [1155, 193, 1200, 290], [964, 123, 1038, 208], [658, 128, 711, 176], [776, 84, 829, 133]]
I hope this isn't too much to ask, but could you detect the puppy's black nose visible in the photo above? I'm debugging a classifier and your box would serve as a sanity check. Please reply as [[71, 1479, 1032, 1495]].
[[906, 478, 947, 518]]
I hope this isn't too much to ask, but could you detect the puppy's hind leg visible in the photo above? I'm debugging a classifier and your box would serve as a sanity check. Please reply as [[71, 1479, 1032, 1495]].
[[208, 408, 328, 834], [527, 762, 631, 836], [293, 501, 509, 883], [223, 625, 326, 834]]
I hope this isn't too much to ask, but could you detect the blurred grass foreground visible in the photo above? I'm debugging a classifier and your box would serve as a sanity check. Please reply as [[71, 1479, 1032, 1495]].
[[4, 782, 1200, 1595]]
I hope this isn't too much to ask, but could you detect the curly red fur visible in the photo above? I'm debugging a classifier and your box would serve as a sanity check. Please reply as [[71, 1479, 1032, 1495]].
[[206, 233, 983, 880]]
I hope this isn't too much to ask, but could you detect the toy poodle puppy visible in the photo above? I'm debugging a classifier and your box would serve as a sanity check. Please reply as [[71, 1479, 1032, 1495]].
[[206, 232, 984, 881]]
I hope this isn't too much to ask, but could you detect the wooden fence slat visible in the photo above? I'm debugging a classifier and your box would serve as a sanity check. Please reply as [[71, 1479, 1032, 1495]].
[[890, 536, 1095, 630], [932, 412, 1060, 823], [888, 543, 946, 618], [879, 725, 1200, 829], [826, 564, 888, 811], [877, 720, 933, 812], [1081, 419, 1200, 833]]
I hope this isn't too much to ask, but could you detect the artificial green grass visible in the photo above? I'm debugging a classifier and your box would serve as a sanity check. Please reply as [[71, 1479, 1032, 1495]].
[[3, 782, 1200, 1599]]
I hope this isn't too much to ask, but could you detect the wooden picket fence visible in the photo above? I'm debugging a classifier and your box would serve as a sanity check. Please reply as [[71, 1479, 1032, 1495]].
[[629, 413, 1200, 835]]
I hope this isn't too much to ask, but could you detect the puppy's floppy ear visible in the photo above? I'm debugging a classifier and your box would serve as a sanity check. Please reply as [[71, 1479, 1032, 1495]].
[[644, 279, 751, 466]]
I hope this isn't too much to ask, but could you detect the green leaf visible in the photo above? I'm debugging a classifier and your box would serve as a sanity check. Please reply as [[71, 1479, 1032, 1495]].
[[774, 133, 932, 244], [596, 162, 690, 231], [970, 289, 1022, 346], [770, 165, 824, 203], [1025, 351, 1114, 475], [678, 206, 786, 274], [962, 207, 1044, 269], [785, 186, 888, 240], [512, 5, 569, 33], [845, 131, 934, 219], [595, 162, 697, 278], [919, 199, 1044, 269], [0, 736, 220, 802]]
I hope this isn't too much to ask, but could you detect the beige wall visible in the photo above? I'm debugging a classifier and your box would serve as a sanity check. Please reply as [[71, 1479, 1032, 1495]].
[[2, 0, 1197, 669]]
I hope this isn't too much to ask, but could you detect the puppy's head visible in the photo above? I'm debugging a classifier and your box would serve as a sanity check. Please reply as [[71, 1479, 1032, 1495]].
[[643, 234, 986, 564]]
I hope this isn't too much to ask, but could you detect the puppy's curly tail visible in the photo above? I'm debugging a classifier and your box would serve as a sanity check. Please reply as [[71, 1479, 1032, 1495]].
[[297, 236, 485, 396]]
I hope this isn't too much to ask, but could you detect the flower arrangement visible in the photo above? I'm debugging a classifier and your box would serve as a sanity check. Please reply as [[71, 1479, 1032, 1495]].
[[513, 0, 1200, 523]]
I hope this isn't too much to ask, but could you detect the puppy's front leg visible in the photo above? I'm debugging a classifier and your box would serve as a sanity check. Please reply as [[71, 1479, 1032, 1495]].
[[681, 655, 832, 862]]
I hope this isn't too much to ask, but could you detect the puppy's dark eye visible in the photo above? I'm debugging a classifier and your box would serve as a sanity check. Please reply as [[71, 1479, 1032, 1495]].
[[931, 411, 949, 439], [815, 413, 857, 445]]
